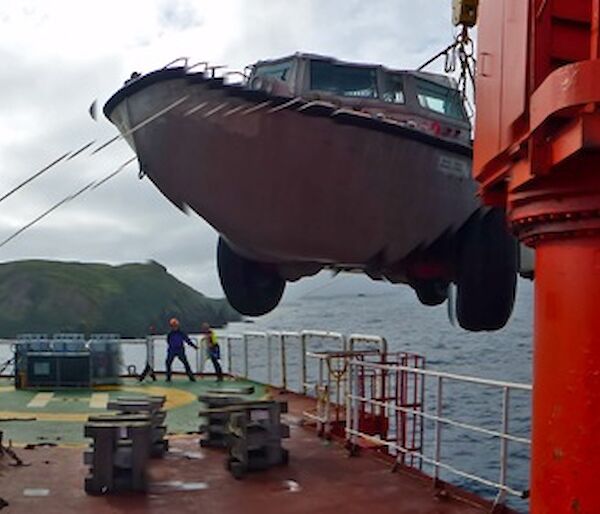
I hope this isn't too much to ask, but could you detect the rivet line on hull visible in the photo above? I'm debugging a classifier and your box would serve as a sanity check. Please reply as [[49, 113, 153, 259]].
[[332, 108, 373, 120], [93, 95, 190, 155], [241, 100, 272, 115], [298, 101, 336, 112], [223, 105, 246, 117], [184, 101, 208, 116], [203, 102, 229, 118], [268, 97, 302, 113]]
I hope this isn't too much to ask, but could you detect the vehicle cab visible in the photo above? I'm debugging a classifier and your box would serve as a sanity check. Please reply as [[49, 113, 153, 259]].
[[247, 53, 471, 144]]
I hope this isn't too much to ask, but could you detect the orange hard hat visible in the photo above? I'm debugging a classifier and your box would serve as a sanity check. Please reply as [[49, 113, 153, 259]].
[[169, 318, 180, 328]]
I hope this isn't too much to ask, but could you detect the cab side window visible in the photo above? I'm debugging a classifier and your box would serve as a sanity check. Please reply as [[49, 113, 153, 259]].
[[415, 78, 465, 120], [253, 61, 292, 82]]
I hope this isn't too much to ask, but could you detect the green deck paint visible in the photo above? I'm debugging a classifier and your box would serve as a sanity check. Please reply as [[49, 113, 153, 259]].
[[0, 376, 267, 445]]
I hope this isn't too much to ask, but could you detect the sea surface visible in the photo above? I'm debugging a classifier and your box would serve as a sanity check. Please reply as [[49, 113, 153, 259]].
[[0, 279, 533, 512]]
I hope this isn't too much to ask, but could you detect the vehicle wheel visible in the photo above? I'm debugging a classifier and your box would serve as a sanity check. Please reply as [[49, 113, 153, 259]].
[[412, 279, 449, 306], [230, 460, 246, 480], [456, 209, 518, 331], [217, 237, 286, 316]]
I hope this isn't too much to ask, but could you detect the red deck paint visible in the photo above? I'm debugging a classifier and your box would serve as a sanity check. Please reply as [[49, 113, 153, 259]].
[[0, 391, 499, 514]]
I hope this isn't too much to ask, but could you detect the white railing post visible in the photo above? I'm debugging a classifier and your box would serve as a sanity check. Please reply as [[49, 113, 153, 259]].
[[227, 336, 233, 375], [351, 362, 360, 447], [495, 386, 511, 507], [434, 376, 444, 484], [195, 335, 201, 374], [267, 333, 273, 385], [301, 334, 307, 394], [346, 360, 353, 443], [324, 357, 331, 436], [146, 335, 155, 371], [280, 333, 287, 390], [243, 334, 249, 379], [318, 357, 324, 432]]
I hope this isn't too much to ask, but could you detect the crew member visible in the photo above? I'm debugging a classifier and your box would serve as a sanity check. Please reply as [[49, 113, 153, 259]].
[[166, 318, 197, 382], [200, 322, 223, 382]]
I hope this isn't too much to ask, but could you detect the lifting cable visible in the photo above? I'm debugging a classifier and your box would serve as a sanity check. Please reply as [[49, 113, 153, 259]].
[[2, 58, 237, 206], [0, 94, 189, 207], [417, 26, 477, 114], [0, 157, 136, 250], [0, 59, 216, 250], [0, 92, 191, 249]]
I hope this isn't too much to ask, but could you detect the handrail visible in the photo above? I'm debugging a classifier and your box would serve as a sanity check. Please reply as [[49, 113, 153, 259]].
[[349, 359, 532, 391], [346, 358, 531, 503], [0, 329, 531, 506]]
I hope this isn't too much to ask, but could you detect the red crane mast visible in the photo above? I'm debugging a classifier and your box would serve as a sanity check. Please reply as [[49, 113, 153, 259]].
[[473, 1, 600, 511]]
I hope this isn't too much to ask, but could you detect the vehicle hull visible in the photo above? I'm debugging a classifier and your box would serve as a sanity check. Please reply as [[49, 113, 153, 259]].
[[105, 69, 480, 281]]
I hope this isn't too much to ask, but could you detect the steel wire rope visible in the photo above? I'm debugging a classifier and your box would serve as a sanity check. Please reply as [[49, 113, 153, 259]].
[[0, 66, 226, 248], [0, 157, 136, 250], [417, 27, 477, 114], [0, 93, 190, 206], [1, 54, 233, 206]]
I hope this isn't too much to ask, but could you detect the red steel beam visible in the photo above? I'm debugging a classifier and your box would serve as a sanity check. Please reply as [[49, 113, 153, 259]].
[[474, 1, 600, 511]]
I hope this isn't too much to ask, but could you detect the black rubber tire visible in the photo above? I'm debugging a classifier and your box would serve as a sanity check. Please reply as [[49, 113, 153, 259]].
[[230, 460, 246, 480], [217, 237, 285, 316], [412, 280, 449, 306], [456, 209, 518, 331]]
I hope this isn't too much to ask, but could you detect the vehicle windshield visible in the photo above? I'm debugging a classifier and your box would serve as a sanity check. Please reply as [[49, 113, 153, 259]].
[[381, 73, 405, 104], [310, 60, 378, 98], [253, 61, 293, 81], [415, 78, 465, 120]]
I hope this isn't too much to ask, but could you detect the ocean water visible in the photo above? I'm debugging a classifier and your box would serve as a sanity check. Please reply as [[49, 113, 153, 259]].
[[224, 278, 534, 512]]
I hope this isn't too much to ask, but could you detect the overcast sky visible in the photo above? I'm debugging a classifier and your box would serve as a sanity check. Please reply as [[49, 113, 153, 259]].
[[0, 0, 458, 298]]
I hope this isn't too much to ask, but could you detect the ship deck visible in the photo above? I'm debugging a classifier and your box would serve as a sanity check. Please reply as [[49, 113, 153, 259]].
[[0, 375, 495, 513]]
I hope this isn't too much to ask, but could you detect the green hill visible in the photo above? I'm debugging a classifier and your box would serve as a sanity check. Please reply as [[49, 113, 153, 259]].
[[0, 259, 241, 337]]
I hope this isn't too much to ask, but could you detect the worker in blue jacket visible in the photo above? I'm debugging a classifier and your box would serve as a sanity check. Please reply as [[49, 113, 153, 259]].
[[166, 318, 197, 382]]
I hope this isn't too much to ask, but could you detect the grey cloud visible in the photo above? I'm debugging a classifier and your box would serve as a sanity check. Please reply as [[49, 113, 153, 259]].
[[158, 0, 203, 31]]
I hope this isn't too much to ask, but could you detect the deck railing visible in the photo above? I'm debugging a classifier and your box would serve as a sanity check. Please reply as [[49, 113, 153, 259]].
[[0, 329, 531, 508], [346, 359, 531, 506]]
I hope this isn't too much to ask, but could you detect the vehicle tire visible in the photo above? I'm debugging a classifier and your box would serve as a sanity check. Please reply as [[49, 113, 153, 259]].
[[412, 279, 449, 306], [230, 460, 246, 480], [217, 237, 285, 316], [280, 448, 289, 466], [456, 209, 518, 331]]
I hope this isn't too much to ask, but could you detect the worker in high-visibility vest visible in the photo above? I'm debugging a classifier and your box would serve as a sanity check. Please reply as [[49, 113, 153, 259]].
[[200, 322, 223, 382]]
